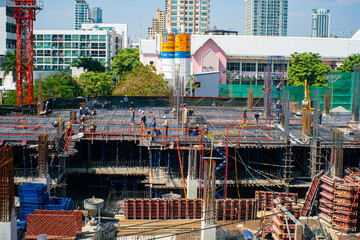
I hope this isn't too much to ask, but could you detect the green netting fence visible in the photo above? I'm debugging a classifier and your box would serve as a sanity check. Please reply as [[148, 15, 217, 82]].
[[219, 72, 355, 111]]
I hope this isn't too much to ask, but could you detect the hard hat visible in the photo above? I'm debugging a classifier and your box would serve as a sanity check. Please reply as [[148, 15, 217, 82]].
[[153, 117, 156, 120], [91, 122, 94, 124], [243, 108, 247, 111], [163, 116, 166, 119], [131, 102, 133, 103], [130, 108, 133, 111], [68, 122, 71, 124], [125, 95, 128, 97], [142, 111, 144, 114]]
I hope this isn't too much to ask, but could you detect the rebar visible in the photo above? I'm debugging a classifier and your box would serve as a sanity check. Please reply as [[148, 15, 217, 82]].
[[0, 146, 15, 222]]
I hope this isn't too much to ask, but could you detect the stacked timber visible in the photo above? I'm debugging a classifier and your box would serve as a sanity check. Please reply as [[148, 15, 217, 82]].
[[318, 175, 344, 223], [271, 197, 300, 240], [318, 169, 360, 233], [255, 191, 298, 211]]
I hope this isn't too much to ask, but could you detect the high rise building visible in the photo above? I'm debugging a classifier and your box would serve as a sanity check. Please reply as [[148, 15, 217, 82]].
[[310, 9, 330, 38], [82, 23, 129, 48], [92, 7, 103, 23], [74, 0, 94, 30], [166, 0, 210, 34], [0, 0, 16, 91], [147, 8, 167, 39], [244, 0, 288, 36]]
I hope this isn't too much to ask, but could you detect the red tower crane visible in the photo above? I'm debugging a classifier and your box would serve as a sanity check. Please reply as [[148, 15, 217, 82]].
[[13, 0, 42, 106]]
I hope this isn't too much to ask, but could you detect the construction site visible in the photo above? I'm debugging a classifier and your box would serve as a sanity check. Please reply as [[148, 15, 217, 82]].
[[2, 0, 360, 239]]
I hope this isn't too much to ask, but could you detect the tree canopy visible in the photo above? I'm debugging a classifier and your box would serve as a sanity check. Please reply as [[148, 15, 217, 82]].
[[76, 72, 113, 96], [34, 72, 83, 100], [71, 57, 106, 72], [337, 54, 360, 72], [287, 52, 331, 87], [114, 65, 169, 96], [111, 48, 142, 79]]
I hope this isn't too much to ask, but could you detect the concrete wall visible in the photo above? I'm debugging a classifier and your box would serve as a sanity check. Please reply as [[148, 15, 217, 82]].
[[194, 72, 220, 97], [0, 216, 17, 240]]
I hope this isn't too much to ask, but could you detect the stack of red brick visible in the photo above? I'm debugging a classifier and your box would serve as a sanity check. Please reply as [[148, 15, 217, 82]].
[[319, 169, 360, 233], [25, 210, 82, 239], [255, 191, 298, 211], [271, 197, 300, 240], [125, 198, 256, 221]]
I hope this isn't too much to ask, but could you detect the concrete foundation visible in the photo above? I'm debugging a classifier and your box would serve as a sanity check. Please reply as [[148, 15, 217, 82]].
[[186, 179, 198, 199], [201, 221, 216, 240], [0, 216, 17, 240]]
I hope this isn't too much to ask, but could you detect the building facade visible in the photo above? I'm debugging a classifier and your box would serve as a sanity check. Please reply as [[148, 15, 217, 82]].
[[0, 0, 16, 91], [167, 0, 210, 34], [311, 9, 330, 38], [74, 0, 93, 30], [33, 30, 121, 70], [92, 7, 103, 24], [244, 0, 288, 36], [140, 33, 360, 87], [82, 23, 128, 49]]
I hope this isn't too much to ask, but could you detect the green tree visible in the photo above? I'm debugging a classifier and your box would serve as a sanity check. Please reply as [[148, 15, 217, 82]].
[[337, 54, 360, 72], [111, 48, 142, 79], [72, 57, 106, 72], [34, 72, 83, 100], [114, 65, 169, 96], [2, 90, 17, 106], [1, 50, 17, 83], [288, 52, 331, 87], [77, 72, 113, 96]]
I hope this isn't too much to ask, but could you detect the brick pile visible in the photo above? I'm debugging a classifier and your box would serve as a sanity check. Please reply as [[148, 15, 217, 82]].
[[255, 190, 298, 211]]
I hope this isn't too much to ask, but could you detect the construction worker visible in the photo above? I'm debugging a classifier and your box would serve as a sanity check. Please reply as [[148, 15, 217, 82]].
[[52, 120, 58, 128], [243, 108, 247, 124], [130, 108, 135, 125], [319, 111, 323, 125], [151, 117, 157, 135], [189, 108, 194, 116], [163, 116, 169, 136], [79, 122, 85, 132], [120, 100, 123, 109], [141, 111, 147, 128], [275, 100, 282, 124], [104, 101, 109, 108], [254, 113, 261, 125], [91, 109, 97, 116], [45, 101, 50, 116], [131, 102, 134, 109], [79, 107, 83, 120], [203, 125, 209, 134], [66, 122, 72, 136], [90, 122, 97, 133], [124, 95, 129, 108], [80, 114, 86, 122]]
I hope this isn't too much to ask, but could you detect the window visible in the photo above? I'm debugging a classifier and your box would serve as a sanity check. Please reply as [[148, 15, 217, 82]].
[[80, 35, 86, 41], [150, 61, 154, 65], [91, 35, 99, 41], [37, 58, 43, 64], [91, 43, 99, 49], [65, 35, 72, 41], [65, 58, 72, 64], [65, 50, 72, 57], [36, 50, 44, 56], [65, 43, 72, 49], [242, 63, 256, 72], [36, 42, 44, 48], [0, 78, 3, 86], [99, 43, 106, 49], [37, 35, 44, 41], [72, 50, 79, 57], [99, 51, 106, 57], [227, 62, 240, 71], [258, 63, 268, 72], [44, 35, 51, 41], [99, 35, 106, 41], [72, 35, 79, 41], [72, 43, 79, 49]]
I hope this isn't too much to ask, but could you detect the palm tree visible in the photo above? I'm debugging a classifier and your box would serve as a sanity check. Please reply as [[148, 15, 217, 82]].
[[1, 50, 17, 83]]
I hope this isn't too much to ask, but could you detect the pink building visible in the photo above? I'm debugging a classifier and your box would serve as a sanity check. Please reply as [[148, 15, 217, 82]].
[[140, 32, 360, 88]]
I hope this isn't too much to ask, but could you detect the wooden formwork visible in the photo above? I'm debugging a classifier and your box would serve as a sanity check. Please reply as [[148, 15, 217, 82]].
[[125, 198, 256, 222], [0, 146, 14, 222], [255, 191, 298, 211]]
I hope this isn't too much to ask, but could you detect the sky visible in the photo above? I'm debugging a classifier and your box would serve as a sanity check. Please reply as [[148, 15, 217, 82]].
[[34, 0, 360, 42]]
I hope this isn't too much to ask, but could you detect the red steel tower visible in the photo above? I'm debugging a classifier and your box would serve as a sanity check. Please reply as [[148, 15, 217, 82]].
[[13, 0, 41, 106]]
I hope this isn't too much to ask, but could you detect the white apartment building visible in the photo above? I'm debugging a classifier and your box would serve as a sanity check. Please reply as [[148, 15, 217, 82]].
[[33, 30, 121, 70], [244, 0, 288, 36], [0, 0, 16, 91], [82, 23, 129, 48], [167, 0, 210, 34], [311, 9, 330, 38]]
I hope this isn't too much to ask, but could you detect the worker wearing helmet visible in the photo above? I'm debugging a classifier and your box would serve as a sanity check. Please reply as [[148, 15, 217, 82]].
[[243, 108, 247, 125], [66, 122, 72, 136], [162, 116, 169, 136], [130, 108, 135, 125], [90, 122, 96, 133], [79, 122, 85, 132]]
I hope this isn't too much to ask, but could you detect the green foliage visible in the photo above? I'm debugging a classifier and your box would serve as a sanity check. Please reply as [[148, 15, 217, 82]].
[[337, 54, 360, 72], [288, 52, 331, 87], [114, 65, 169, 96], [72, 57, 106, 72], [77, 72, 114, 96], [1, 50, 17, 83], [34, 72, 82, 100], [111, 48, 142, 79], [2, 90, 17, 106]]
